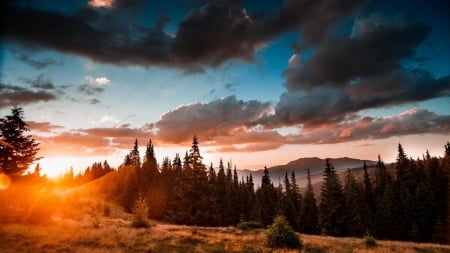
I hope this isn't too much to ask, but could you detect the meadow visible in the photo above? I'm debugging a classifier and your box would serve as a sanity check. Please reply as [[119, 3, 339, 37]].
[[1, 212, 449, 253]]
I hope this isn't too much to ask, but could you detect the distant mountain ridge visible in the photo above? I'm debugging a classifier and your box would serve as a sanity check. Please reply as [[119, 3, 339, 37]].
[[238, 157, 376, 187]]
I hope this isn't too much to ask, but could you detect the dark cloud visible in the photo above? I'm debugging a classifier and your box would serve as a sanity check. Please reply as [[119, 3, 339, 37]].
[[77, 84, 105, 95], [13, 51, 62, 69], [88, 98, 101, 104], [19, 74, 55, 90], [284, 108, 450, 144], [0, 83, 57, 108], [274, 15, 450, 128], [155, 95, 272, 143], [285, 15, 433, 91], [1, 0, 366, 68], [258, 71, 449, 129]]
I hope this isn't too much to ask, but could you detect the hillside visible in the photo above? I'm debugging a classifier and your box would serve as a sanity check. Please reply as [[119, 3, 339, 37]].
[[1, 221, 449, 253], [238, 157, 376, 187]]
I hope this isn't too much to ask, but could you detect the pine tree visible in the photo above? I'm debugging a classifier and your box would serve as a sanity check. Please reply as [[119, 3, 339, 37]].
[[130, 139, 141, 169], [344, 169, 367, 236], [362, 161, 375, 234], [167, 136, 217, 225], [256, 166, 277, 226], [319, 159, 347, 236], [141, 139, 158, 186], [281, 171, 297, 230], [299, 169, 318, 234], [0, 106, 40, 175]]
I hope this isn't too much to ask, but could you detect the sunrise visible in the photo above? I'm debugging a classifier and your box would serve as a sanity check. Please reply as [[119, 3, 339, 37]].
[[1, 0, 449, 252]]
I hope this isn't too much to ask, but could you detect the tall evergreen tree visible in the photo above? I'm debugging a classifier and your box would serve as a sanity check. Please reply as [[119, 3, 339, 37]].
[[167, 136, 217, 225], [281, 171, 297, 230], [362, 161, 375, 234], [0, 106, 40, 175], [299, 169, 318, 234], [319, 159, 347, 236], [256, 166, 277, 226], [141, 139, 158, 184], [344, 169, 367, 236]]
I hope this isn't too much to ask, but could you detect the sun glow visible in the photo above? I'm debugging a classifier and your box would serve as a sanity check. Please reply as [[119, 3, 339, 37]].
[[34, 157, 90, 178], [0, 173, 12, 190]]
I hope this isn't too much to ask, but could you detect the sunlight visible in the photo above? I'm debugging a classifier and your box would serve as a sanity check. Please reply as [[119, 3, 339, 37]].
[[35, 157, 82, 178], [0, 173, 11, 190]]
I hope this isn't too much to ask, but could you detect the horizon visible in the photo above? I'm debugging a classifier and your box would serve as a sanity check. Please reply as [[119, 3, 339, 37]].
[[1, 0, 449, 178]]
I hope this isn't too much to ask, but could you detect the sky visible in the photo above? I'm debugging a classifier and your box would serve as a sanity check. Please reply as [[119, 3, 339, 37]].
[[1, 0, 449, 177]]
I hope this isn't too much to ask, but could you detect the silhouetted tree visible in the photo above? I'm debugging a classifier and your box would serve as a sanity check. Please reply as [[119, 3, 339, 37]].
[[344, 169, 367, 236], [299, 169, 318, 234], [0, 106, 40, 175], [256, 166, 277, 226], [319, 159, 347, 236]]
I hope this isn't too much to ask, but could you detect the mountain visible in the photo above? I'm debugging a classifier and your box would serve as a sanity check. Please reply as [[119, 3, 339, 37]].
[[238, 157, 376, 187]]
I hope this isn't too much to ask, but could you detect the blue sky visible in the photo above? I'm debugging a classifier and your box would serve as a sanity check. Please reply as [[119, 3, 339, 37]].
[[1, 0, 449, 176]]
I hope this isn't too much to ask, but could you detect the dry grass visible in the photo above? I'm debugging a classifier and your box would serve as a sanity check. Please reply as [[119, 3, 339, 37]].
[[1, 220, 450, 253]]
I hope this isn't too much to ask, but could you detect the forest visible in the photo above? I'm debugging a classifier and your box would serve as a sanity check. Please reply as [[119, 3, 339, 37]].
[[1, 106, 449, 245], [97, 136, 449, 243]]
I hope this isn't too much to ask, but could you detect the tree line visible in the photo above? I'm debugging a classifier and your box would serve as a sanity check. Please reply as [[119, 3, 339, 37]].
[[101, 136, 449, 243], [1, 107, 448, 242]]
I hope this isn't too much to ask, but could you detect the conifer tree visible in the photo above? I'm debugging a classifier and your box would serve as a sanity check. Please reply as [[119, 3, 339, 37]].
[[299, 169, 318, 234], [256, 166, 277, 226], [363, 161, 375, 234], [344, 169, 367, 236], [281, 171, 297, 230], [167, 136, 217, 225], [0, 106, 40, 175], [141, 139, 158, 185], [319, 159, 347, 236]]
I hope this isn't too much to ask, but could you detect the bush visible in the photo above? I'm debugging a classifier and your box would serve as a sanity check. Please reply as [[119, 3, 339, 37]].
[[266, 215, 302, 250], [131, 194, 150, 228], [103, 205, 111, 217], [237, 220, 263, 230], [364, 233, 377, 248]]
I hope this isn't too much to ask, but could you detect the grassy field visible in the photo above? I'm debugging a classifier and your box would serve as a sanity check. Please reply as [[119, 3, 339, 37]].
[[1, 218, 450, 253]]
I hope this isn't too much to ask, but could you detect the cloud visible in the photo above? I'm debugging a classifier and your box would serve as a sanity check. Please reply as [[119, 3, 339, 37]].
[[271, 15, 450, 129], [285, 15, 434, 92], [35, 125, 154, 157], [88, 0, 114, 8], [27, 121, 64, 133], [19, 74, 55, 90], [283, 108, 450, 145], [0, 83, 58, 108], [214, 143, 284, 153], [1, 0, 365, 69], [13, 52, 62, 69], [154, 95, 272, 143], [88, 98, 101, 104], [85, 76, 110, 85], [77, 84, 105, 95]]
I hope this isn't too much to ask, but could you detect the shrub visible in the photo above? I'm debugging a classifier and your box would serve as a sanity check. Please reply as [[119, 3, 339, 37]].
[[237, 220, 263, 230], [103, 205, 111, 217], [266, 215, 302, 250], [131, 194, 150, 228], [364, 233, 377, 248]]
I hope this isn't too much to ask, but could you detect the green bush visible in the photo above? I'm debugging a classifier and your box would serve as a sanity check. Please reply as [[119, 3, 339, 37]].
[[266, 215, 302, 250], [364, 233, 377, 248], [131, 194, 150, 228], [237, 220, 263, 230]]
